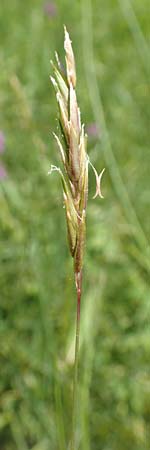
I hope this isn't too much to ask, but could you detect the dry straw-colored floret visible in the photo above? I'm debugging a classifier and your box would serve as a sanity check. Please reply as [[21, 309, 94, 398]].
[[49, 26, 104, 294]]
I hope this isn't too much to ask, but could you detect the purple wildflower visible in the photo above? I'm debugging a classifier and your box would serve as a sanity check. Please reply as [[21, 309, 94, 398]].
[[44, 2, 57, 17], [86, 123, 100, 139], [0, 131, 5, 153], [0, 164, 7, 180]]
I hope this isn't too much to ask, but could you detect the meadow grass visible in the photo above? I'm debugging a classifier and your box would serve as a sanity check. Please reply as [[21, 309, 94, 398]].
[[0, 0, 150, 449]]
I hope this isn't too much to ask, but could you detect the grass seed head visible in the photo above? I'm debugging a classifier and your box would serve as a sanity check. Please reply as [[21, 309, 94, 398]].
[[50, 27, 104, 286]]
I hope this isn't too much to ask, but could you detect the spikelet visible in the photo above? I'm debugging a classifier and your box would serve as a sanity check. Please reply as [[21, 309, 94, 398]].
[[49, 27, 104, 291]]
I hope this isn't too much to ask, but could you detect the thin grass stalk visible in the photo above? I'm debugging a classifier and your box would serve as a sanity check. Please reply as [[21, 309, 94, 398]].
[[70, 282, 81, 450]]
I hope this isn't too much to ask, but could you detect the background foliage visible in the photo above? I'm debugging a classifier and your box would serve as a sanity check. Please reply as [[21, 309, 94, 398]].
[[0, 0, 149, 449]]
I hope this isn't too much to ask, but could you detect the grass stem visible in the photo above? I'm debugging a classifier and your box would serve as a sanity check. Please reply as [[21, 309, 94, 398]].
[[70, 283, 81, 450]]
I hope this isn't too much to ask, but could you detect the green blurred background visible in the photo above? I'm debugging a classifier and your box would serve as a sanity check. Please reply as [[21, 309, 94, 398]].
[[0, 0, 150, 449]]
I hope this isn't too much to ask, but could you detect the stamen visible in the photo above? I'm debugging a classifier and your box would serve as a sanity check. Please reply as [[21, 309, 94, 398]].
[[88, 157, 105, 199], [48, 164, 62, 175]]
